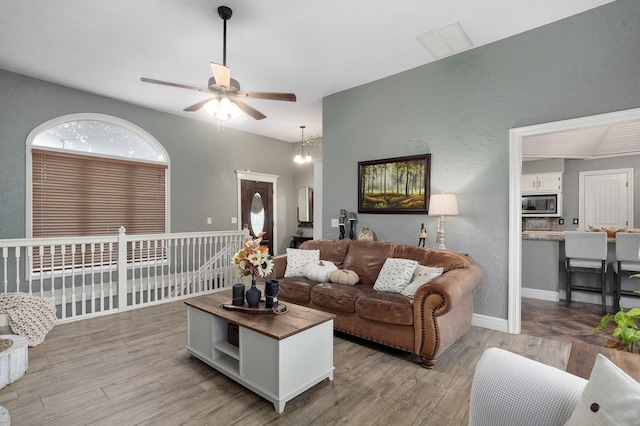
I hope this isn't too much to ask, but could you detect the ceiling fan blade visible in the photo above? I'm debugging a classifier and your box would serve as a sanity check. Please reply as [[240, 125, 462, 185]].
[[237, 91, 297, 102], [234, 99, 266, 120], [183, 98, 215, 112], [211, 63, 231, 90], [141, 77, 210, 93]]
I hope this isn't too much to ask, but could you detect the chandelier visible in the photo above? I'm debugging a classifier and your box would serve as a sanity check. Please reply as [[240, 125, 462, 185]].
[[293, 125, 312, 163]]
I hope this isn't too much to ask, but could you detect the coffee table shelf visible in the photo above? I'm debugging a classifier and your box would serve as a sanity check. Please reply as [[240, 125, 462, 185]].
[[212, 339, 239, 360], [185, 292, 335, 413]]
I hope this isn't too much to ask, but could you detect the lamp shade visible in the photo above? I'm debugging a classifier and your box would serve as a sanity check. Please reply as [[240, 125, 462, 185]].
[[428, 194, 459, 216]]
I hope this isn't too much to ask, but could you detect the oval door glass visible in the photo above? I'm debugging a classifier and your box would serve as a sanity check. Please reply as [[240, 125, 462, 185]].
[[250, 192, 265, 236]]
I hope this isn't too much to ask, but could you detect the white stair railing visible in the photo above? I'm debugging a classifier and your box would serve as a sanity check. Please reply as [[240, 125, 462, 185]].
[[0, 228, 247, 323]]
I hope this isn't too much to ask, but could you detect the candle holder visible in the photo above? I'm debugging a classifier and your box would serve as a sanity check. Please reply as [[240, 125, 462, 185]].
[[348, 212, 357, 240], [338, 209, 346, 239]]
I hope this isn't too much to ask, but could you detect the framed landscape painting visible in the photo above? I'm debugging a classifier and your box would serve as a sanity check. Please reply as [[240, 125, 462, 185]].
[[358, 154, 431, 214]]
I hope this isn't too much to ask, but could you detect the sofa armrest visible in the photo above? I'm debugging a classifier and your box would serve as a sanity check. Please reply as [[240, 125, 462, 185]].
[[268, 254, 287, 279], [469, 347, 586, 426], [413, 264, 482, 316]]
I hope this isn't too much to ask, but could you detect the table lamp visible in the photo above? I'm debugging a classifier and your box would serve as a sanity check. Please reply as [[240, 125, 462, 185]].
[[428, 193, 459, 250]]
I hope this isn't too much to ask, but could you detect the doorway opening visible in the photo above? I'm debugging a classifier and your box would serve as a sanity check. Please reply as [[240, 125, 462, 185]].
[[508, 107, 640, 334]]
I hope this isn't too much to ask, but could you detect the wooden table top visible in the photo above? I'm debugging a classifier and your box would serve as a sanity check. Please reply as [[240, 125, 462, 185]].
[[566, 341, 640, 381], [184, 290, 335, 341]]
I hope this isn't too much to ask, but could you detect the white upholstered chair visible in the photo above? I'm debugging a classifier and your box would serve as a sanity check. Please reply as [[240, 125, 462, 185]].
[[469, 347, 586, 425], [564, 231, 608, 314], [613, 232, 640, 310]]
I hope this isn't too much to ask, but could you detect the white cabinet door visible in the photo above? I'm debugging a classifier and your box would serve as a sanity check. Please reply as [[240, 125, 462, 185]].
[[521, 174, 538, 192], [536, 173, 562, 191], [522, 172, 562, 193]]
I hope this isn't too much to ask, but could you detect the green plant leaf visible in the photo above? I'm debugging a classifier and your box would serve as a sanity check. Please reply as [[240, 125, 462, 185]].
[[593, 314, 614, 332], [626, 307, 640, 319]]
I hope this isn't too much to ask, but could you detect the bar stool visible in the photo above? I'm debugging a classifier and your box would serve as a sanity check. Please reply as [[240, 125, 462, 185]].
[[613, 232, 640, 310], [564, 231, 608, 314]]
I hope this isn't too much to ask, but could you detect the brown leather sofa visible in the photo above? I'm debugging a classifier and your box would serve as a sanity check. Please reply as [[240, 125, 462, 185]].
[[269, 239, 482, 368]]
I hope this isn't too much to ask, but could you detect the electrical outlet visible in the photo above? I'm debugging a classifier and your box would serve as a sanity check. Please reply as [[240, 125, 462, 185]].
[[331, 218, 339, 228], [573, 218, 579, 225], [206, 217, 212, 225], [231, 217, 237, 224], [558, 218, 564, 225]]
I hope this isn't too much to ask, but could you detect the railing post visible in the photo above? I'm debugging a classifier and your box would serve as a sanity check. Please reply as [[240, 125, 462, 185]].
[[117, 227, 128, 311]]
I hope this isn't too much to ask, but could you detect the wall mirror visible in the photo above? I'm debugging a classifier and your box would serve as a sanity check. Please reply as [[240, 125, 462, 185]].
[[297, 186, 313, 225]]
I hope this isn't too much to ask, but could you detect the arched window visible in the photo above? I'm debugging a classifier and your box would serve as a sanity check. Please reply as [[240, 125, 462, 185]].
[[26, 114, 169, 238]]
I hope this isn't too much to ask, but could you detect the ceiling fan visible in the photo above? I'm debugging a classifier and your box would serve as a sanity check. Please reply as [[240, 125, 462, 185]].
[[141, 6, 296, 121]]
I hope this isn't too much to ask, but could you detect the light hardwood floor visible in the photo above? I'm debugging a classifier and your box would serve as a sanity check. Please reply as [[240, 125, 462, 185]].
[[0, 299, 571, 425]]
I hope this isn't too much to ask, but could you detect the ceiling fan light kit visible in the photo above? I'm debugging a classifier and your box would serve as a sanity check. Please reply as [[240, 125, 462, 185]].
[[140, 5, 296, 123], [203, 97, 243, 120]]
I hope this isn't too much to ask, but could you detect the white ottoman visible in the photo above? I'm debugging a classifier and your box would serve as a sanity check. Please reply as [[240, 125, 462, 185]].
[[0, 334, 28, 389]]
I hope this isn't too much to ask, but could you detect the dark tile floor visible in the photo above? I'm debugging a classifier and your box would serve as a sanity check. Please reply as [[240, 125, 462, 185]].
[[521, 297, 615, 347]]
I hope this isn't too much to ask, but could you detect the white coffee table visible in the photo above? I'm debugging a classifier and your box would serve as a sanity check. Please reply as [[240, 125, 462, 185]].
[[185, 291, 335, 413]]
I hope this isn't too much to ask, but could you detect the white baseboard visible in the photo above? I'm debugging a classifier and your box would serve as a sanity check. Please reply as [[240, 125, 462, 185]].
[[521, 288, 559, 302], [472, 313, 508, 333]]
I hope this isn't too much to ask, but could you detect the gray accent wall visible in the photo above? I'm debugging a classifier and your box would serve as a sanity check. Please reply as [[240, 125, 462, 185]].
[[322, 0, 640, 319], [0, 69, 298, 254]]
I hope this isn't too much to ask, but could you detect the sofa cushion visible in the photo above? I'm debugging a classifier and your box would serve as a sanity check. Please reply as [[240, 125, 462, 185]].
[[355, 292, 414, 325], [373, 258, 418, 293], [299, 239, 351, 268], [401, 266, 444, 298], [278, 277, 319, 304], [565, 354, 640, 425], [393, 244, 471, 273], [342, 240, 397, 286], [284, 248, 320, 277], [311, 283, 372, 313]]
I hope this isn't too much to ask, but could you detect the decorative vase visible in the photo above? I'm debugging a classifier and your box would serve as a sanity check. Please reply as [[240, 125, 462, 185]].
[[265, 279, 279, 308], [245, 279, 261, 307], [232, 283, 245, 306]]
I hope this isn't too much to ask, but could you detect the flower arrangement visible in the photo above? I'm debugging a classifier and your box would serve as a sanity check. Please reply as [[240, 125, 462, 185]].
[[232, 231, 273, 279]]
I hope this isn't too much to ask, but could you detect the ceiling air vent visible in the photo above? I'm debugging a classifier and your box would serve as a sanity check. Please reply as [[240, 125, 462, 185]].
[[417, 22, 473, 59]]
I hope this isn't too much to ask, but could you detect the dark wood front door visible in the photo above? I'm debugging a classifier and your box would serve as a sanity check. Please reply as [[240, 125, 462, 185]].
[[241, 180, 273, 254]]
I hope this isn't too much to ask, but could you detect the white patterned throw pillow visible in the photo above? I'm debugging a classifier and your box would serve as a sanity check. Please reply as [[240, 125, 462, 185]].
[[373, 258, 418, 293], [565, 354, 640, 425], [401, 265, 444, 298], [285, 248, 320, 278]]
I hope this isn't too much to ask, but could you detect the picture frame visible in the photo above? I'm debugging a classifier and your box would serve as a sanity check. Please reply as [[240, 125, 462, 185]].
[[358, 154, 431, 214]]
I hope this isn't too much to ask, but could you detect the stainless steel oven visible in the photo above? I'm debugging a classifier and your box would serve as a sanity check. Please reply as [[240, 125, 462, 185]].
[[522, 193, 562, 217]]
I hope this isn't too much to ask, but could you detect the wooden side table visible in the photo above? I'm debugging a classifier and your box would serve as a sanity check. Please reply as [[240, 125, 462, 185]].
[[566, 341, 640, 381], [290, 236, 312, 248]]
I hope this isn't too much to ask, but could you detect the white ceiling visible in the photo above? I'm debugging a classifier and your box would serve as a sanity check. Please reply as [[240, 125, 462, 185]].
[[0, 0, 614, 143], [523, 119, 640, 161]]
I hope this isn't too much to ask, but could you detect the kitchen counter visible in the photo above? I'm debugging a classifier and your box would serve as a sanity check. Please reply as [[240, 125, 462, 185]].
[[522, 231, 617, 242], [522, 231, 566, 241]]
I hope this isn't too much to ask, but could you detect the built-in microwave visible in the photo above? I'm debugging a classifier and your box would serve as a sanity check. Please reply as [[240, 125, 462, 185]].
[[522, 193, 562, 217]]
